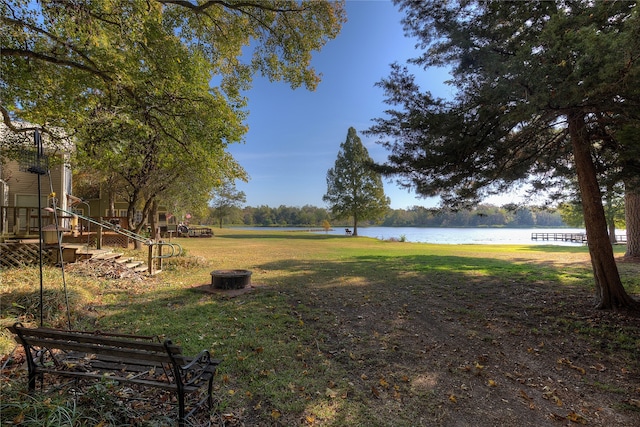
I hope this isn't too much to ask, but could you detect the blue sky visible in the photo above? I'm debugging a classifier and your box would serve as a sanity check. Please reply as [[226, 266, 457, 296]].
[[229, 0, 454, 209]]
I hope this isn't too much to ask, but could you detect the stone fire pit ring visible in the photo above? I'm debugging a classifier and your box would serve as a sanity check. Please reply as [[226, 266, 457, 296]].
[[211, 269, 252, 290]]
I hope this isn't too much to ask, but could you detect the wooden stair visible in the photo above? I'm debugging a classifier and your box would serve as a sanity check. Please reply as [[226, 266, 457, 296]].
[[63, 245, 152, 276], [114, 256, 148, 273]]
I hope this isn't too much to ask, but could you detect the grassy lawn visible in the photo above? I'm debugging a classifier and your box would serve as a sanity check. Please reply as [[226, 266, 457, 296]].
[[1, 229, 639, 426]]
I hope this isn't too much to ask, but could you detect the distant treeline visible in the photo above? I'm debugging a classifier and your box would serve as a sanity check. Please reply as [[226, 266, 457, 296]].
[[206, 204, 566, 228]]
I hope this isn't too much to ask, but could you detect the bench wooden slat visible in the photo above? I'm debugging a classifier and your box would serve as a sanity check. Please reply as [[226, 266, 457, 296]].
[[34, 367, 204, 392], [62, 351, 170, 373], [8, 326, 182, 354], [88, 359, 165, 374], [8, 325, 157, 341], [17, 336, 174, 364], [91, 352, 188, 369], [38, 355, 215, 393], [89, 354, 219, 376]]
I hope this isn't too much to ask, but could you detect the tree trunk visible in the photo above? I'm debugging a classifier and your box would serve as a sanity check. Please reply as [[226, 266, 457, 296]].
[[127, 189, 145, 250], [149, 199, 159, 241], [108, 190, 116, 217], [624, 183, 640, 258], [605, 185, 616, 244], [607, 220, 617, 244], [353, 213, 358, 236], [568, 112, 637, 309]]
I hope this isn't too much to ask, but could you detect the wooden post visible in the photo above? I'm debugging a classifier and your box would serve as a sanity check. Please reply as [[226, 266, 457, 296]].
[[148, 244, 154, 275], [97, 218, 103, 249]]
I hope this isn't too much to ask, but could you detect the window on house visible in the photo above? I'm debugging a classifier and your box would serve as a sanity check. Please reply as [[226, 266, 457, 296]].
[[15, 194, 48, 230]]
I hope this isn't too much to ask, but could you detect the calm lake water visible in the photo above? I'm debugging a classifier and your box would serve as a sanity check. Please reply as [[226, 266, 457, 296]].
[[334, 227, 589, 245], [232, 226, 593, 245]]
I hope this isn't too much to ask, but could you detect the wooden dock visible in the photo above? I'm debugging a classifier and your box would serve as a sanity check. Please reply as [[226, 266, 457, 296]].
[[531, 233, 627, 244], [531, 232, 587, 243]]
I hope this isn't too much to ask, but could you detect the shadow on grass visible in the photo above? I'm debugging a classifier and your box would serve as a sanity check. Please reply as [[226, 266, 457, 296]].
[[525, 244, 591, 253], [526, 244, 630, 257], [5, 251, 638, 427], [256, 252, 587, 287], [239, 254, 639, 426], [218, 232, 349, 240], [47, 252, 564, 424]]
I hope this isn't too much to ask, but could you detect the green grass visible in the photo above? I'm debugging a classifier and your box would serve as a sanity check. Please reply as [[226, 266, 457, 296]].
[[1, 229, 638, 426]]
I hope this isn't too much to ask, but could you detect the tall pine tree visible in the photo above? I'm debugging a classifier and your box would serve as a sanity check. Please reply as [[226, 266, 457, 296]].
[[324, 127, 390, 236]]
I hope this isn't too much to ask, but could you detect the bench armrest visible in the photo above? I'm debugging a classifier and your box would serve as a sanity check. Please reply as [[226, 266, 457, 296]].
[[178, 350, 221, 386], [163, 338, 221, 388]]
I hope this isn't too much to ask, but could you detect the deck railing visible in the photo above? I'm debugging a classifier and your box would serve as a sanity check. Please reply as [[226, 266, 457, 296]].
[[0, 206, 58, 235]]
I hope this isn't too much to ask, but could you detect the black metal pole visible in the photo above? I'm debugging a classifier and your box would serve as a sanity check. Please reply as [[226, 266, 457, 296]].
[[36, 130, 44, 327]]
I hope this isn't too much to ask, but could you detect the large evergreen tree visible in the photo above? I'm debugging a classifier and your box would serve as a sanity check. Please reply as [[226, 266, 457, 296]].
[[368, 0, 640, 309], [323, 127, 390, 236]]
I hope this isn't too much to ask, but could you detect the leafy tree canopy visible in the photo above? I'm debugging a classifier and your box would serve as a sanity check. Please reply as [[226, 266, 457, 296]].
[[1, 0, 346, 134], [210, 180, 246, 228], [1, 0, 345, 229]]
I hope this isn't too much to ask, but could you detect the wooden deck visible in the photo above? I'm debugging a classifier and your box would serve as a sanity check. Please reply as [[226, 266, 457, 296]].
[[531, 233, 627, 244], [531, 232, 588, 243]]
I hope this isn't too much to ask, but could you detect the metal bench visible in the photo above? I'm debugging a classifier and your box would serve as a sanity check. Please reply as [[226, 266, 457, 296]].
[[7, 322, 221, 426]]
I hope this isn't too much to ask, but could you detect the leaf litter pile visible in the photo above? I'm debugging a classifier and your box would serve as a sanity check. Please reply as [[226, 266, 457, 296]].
[[65, 258, 146, 281]]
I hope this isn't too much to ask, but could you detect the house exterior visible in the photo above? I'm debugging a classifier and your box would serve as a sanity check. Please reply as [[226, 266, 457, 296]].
[[2, 122, 179, 240], [82, 194, 176, 235], [0, 123, 73, 238], [71, 173, 177, 234]]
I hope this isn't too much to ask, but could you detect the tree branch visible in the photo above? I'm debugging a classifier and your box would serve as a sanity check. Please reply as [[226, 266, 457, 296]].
[[0, 106, 38, 133], [1, 48, 114, 84], [1, 16, 102, 72], [156, 0, 306, 14]]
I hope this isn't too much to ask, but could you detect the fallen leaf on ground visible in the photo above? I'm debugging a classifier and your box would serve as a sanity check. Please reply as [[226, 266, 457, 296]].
[[567, 411, 587, 424], [371, 385, 380, 398], [626, 399, 640, 408], [542, 387, 563, 407], [558, 357, 586, 375], [325, 388, 338, 398], [13, 412, 25, 424]]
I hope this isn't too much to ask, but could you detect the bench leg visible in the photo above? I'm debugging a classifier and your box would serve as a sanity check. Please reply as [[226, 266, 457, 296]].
[[207, 376, 214, 409], [27, 371, 38, 391], [25, 355, 40, 392], [178, 392, 186, 427]]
